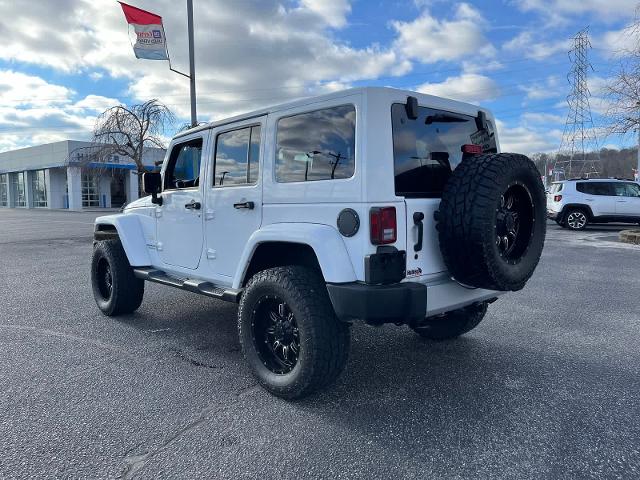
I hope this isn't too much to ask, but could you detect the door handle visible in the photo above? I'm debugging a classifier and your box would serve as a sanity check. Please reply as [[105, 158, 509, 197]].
[[233, 201, 255, 210], [617, 200, 627, 203], [413, 212, 424, 252], [185, 200, 201, 210]]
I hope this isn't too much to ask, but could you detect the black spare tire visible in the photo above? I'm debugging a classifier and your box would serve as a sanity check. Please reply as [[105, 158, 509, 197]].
[[436, 153, 546, 291]]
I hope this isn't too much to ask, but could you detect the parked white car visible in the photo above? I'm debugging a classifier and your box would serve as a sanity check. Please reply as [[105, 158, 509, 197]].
[[547, 179, 640, 230], [90, 87, 546, 398]]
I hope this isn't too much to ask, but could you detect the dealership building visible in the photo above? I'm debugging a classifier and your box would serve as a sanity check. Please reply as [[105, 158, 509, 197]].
[[0, 141, 165, 210]]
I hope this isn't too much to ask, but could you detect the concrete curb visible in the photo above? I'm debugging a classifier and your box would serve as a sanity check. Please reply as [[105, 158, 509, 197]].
[[619, 230, 640, 245]]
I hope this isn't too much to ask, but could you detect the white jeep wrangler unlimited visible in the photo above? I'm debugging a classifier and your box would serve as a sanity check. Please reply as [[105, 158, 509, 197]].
[[91, 87, 546, 399]]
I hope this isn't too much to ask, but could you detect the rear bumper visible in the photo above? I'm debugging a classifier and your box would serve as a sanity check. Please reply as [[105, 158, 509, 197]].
[[327, 276, 500, 324], [326, 282, 426, 325], [547, 209, 560, 220]]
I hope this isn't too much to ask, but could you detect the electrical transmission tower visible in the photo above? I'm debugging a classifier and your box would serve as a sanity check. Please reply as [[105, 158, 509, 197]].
[[554, 28, 601, 180]]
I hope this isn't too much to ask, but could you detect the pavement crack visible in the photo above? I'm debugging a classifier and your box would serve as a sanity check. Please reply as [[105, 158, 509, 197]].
[[168, 347, 219, 369], [119, 384, 259, 479]]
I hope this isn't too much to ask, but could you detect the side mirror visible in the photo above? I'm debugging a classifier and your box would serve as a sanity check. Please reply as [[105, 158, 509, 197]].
[[143, 172, 163, 205]]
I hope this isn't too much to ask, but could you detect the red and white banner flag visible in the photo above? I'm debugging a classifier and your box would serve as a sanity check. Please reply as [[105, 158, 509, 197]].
[[119, 2, 168, 60]]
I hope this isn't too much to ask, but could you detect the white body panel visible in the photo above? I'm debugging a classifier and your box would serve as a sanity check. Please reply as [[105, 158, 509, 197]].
[[615, 195, 640, 215], [95, 86, 504, 315]]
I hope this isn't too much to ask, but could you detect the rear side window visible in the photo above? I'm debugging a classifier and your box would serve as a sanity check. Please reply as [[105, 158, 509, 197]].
[[576, 182, 614, 196], [392, 103, 497, 198], [275, 105, 356, 183], [213, 125, 261, 187], [613, 182, 640, 197]]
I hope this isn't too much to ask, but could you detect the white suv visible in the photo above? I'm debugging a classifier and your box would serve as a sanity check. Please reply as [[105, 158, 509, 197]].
[[547, 179, 640, 230], [90, 87, 546, 398]]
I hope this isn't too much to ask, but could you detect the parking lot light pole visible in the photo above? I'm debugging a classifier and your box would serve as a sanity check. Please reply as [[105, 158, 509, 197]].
[[186, 0, 197, 127]]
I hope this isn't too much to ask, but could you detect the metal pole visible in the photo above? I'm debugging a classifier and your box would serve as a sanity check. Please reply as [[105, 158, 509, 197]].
[[187, 0, 197, 127], [637, 123, 640, 181]]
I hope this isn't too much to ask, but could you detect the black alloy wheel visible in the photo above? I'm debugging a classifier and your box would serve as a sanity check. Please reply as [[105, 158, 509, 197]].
[[495, 181, 535, 264], [96, 258, 113, 301], [252, 297, 301, 374]]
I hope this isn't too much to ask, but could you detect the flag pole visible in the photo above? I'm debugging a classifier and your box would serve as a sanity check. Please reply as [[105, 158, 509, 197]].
[[186, 0, 197, 127]]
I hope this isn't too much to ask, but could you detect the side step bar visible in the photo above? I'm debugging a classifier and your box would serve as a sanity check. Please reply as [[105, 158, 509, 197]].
[[133, 267, 242, 303]]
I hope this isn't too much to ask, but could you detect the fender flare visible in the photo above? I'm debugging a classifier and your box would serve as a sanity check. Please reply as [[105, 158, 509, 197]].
[[234, 223, 357, 288], [94, 214, 151, 267]]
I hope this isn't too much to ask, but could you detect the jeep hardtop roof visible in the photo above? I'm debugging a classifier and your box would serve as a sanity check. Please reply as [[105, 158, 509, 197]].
[[174, 86, 494, 140]]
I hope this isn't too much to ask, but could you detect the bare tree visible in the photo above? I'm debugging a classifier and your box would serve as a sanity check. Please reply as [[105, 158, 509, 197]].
[[605, 8, 640, 136], [91, 99, 174, 172]]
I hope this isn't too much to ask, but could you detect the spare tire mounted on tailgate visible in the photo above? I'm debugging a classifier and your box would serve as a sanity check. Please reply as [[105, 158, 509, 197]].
[[436, 153, 546, 291]]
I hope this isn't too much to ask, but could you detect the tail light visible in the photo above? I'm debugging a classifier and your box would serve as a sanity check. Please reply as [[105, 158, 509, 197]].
[[462, 144, 483, 155], [554, 195, 562, 202], [370, 207, 397, 245]]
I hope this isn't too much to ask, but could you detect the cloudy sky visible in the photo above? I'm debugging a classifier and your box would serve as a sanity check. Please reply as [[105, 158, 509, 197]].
[[0, 0, 638, 154]]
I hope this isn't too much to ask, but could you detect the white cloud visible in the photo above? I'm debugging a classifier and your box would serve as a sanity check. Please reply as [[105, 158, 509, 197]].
[[0, 71, 122, 152], [72, 95, 122, 112], [597, 26, 639, 57], [0, 0, 410, 122], [520, 76, 563, 101], [391, 3, 495, 64], [417, 73, 500, 103], [0, 70, 73, 108], [300, 0, 351, 28], [496, 119, 563, 154], [503, 32, 571, 60], [522, 112, 566, 124], [513, 0, 639, 22]]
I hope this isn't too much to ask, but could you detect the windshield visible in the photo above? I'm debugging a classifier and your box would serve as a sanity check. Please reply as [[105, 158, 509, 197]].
[[392, 103, 497, 198]]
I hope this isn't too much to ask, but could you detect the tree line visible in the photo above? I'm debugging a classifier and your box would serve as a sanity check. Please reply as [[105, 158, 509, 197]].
[[532, 148, 638, 182]]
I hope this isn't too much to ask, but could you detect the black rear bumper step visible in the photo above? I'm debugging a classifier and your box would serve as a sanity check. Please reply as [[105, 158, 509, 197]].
[[133, 267, 242, 303]]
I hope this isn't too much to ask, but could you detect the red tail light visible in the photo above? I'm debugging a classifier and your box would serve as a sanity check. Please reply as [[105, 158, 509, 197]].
[[554, 195, 562, 202], [370, 207, 397, 245], [462, 144, 483, 155]]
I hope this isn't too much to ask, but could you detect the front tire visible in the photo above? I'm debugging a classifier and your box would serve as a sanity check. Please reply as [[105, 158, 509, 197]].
[[238, 266, 350, 399], [91, 240, 144, 316], [564, 208, 588, 230], [411, 303, 488, 340]]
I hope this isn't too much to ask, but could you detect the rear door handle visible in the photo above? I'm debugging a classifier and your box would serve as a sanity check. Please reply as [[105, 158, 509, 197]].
[[185, 200, 201, 210], [233, 201, 255, 210], [413, 212, 424, 252]]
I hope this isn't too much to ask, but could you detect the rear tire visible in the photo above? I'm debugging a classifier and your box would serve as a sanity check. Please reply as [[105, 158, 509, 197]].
[[238, 266, 350, 399], [564, 208, 588, 230], [91, 240, 144, 316], [411, 303, 488, 340]]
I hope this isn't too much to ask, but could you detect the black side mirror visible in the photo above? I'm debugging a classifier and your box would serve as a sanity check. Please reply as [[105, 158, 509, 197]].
[[143, 172, 163, 205]]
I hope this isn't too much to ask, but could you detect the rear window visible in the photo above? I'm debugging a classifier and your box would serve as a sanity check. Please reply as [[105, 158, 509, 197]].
[[392, 103, 497, 198], [576, 182, 614, 196], [549, 183, 563, 194]]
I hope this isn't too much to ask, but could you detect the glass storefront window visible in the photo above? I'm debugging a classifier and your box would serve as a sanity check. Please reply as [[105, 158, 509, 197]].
[[31, 170, 47, 207], [82, 174, 99, 207], [0, 174, 8, 207], [11, 172, 26, 207]]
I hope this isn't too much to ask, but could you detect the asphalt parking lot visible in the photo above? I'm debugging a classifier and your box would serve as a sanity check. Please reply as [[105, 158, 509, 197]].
[[1, 209, 639, 479]]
